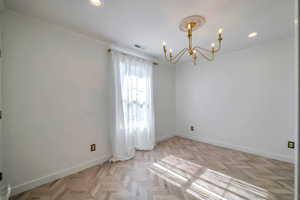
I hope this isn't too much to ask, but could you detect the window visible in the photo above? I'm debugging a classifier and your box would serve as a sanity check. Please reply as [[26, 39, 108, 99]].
[[121, 73, 149, 130]]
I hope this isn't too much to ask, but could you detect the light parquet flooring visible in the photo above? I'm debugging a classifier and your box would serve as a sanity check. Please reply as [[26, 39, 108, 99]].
[[12, 137, 294, 200]]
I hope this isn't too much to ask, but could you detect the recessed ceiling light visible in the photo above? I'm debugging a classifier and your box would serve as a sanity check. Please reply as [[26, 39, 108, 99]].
[[89, 0, 102, 6], [248, 32, 258, 38]]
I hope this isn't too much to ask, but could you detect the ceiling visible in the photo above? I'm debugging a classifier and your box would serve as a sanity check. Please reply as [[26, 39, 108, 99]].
[[4, 0, 296, 60]]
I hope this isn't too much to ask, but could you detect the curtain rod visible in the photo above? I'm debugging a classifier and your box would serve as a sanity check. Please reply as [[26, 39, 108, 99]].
[[107, 49, 159, 66]]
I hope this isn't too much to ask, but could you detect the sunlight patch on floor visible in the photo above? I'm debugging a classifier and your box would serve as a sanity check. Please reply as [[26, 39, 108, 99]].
[[149, 155, 273, 200]]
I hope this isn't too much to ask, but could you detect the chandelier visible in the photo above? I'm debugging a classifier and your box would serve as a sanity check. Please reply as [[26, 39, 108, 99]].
[[162, 15, 223, 65]]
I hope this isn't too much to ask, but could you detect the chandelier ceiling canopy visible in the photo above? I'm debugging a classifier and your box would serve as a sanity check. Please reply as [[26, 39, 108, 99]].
[[162, 15, 223, 65]]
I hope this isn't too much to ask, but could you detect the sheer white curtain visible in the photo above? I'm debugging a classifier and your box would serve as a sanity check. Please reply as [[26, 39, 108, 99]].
[[110, 50, 155, 161]]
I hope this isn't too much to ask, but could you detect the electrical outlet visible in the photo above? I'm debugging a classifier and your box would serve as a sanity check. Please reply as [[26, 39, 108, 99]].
[[190, 126, 194, 132], [288, 141, 295, 149], [90, 144, 96, 152]]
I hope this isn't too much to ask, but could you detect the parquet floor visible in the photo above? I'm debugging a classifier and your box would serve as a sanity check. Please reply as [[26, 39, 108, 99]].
[[12, 137, 294, 200]]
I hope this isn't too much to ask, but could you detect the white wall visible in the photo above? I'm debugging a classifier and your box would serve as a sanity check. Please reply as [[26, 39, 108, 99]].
[[1, 11, 113, 194], [153, 62, 176, 142], [176, 37, 296, 163], [1, 10, 176, 194]]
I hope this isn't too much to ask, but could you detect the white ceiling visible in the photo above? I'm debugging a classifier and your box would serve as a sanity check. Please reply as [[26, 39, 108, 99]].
[[4, 0, 296, 60]]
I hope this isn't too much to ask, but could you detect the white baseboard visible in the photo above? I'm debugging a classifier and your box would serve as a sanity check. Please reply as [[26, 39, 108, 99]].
[[10, 134, 174, 196], [177, 134, 294, 164], [11, 155, 111, 196], [156, 134, 175, 143]]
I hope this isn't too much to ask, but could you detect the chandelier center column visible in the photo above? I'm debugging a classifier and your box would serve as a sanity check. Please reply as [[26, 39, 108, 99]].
[[188, 23, 193, 55]]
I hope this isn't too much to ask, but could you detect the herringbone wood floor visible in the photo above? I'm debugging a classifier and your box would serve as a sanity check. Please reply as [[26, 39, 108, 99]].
[[12, 137, 294, 200]]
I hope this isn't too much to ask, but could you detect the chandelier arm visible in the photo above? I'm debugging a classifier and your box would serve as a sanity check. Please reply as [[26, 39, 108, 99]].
[[193, 46, 212, 53], [163, 48, 169, 60], [194, 37, 222, 53], [164, 54, 171, 63], [214, 40, 222, 53], [171, 56, 183, 64], [193, 54, 197, 65], [162, 47, 187, 64], [163, 50, 173, 63], [171, 57, 183, 65], [173, 48, 188, 60], [171, 48, 188, 63], [195, 48, 214, 61], [171, 49, 189, 64]]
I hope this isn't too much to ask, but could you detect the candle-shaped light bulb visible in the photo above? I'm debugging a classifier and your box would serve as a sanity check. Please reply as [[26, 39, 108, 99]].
[[188, 23, 191, 30], [193, 49, 197, 54], [169, 49, 173, 62], [162, 41, 167, 55], [211, 43, 215, 48], [218, 28, 223, 34]]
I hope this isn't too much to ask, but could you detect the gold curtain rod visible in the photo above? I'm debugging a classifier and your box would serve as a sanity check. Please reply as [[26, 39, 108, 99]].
[[107, 49, 158, 66]]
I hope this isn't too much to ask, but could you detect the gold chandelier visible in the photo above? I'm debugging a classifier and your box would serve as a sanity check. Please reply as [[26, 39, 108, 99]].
[[162, 15, 223, 65]]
